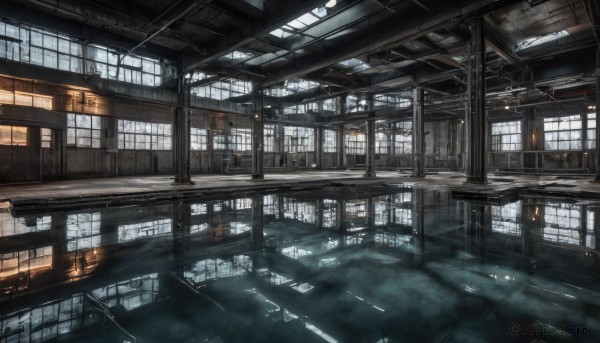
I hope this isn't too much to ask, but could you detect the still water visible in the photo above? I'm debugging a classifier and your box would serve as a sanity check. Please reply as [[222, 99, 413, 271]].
[[0, 184, 598, 343]]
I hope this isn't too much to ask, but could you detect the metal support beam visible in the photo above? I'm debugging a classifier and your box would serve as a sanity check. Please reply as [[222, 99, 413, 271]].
[[465, 19, 487, 184], [595, 47, 600, 181], [412, 87, 425, 177], [364, 94, 376, 177], [316, 127, 324, 170], [252, 92, 265, 179], [338, 125, 346, 169], [173, 76, 194, 184]]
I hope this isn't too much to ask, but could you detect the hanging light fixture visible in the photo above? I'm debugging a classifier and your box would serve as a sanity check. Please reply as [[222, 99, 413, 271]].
[[325, 0, 337, 8]]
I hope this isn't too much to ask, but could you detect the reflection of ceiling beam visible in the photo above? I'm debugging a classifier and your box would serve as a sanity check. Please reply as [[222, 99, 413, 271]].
[[182, 0, 325, 74], [261, 0, 519, 87]]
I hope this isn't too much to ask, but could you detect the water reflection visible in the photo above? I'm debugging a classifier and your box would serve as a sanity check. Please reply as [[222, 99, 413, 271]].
[[1, 184, 599, 342]]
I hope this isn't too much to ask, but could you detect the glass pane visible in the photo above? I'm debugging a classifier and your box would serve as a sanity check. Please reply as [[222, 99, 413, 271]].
[[92, 116, 102, 130]]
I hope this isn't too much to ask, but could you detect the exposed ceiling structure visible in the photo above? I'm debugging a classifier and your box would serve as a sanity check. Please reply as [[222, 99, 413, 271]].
[[3, 0, 599, 120]]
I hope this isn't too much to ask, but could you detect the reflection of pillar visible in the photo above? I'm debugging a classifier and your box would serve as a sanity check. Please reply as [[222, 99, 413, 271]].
[[52, 213, 67, 278], [412, 188, 425, 265], [174, 76, 193, 184], [580, 205, 587, 248], [252, 92, 265, 179], [521, 201, 533, 257], [465, 18, 487, 184], [316, 199, 323, 230], [173, 200, 191, 276], [337, 199, 345, 233], [366, 196, 374, 229], [412, 87, 425, 177], [252, 196, 264, 251], [464, 202, 487, 264]]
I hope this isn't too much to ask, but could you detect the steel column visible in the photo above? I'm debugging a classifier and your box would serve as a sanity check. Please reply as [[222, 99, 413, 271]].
[[173, 76, 193, 184], [412, 87, 425, 177], [252, 92, 265, 179]]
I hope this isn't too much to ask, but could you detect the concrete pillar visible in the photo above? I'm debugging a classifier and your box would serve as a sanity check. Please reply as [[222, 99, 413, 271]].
[[338, 125, 346, 169], [465, 18, 487, 184], [364, 94, 376, 177], [316, 127, 324, 169], [465, 201, 487, 264], [252, 92, 264, 179], [315, 199, 324, 229], [174, 76, 193, 184], [172, 200, 191, 274], [412, 87, 425, 177], [595, 46, 600, 181]]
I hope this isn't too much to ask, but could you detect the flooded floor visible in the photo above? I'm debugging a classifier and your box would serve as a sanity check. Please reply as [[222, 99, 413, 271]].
[[1, 184, 599, 342]]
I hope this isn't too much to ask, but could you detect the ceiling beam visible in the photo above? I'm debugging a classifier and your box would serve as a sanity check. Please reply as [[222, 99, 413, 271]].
[[260, 0, 520, 87], [181, 0, 326, 74]]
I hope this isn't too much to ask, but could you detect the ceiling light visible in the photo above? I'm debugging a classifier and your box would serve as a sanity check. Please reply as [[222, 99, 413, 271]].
[[325, 0, 336, 8], [504, 106, 510, 110]]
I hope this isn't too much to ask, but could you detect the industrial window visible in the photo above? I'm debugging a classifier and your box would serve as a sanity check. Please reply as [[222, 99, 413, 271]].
[[374, 94, 411, 108], [213, 133, 227, 150], [190, 128, 208, 151], [586, 209, 596, 250], [586, 113, 596, 149], [66, 212, 101, 252], [284, 126, 314, 153], [322, 199, 337, 228], [323, 98, 337, 112], [264, 124, 275, 152], [0, 125, 27, 146], [345, 132, 366, 154], [0, 213, 51, 237], [491, 201, 521, 236], [117, 120, 172, 150], [193, 78, 253, 100], [91, 273, 159, 311], [323, 129, 337, 153], [41, 128, 52, 148], [375, 232, 412, 249], [393, 121, 412, 154], [393, 208, 412, 226], [0, 21, 166, 86], [345, 201, 367, 219], [543, 203, 580, 245], [230, 128, 252, 151], [191, 203, 207, 215], [270, 7, 328, 39], [0, 89, 53, 110], [374, 201, 389, 226], [491, 121, 522, 151], [283, 199, 316, 224], [67, 113, 101, 148], [375, 132, 388, 154], [263, 194, 279, 217], [0, 246, 53, 278], [543, 115, 582, 150]]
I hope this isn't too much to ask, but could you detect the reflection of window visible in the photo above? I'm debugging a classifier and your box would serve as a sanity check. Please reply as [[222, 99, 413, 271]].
[[543, 203, 580, 245], [190, 128, 208, 151], [191, 203, 207, 215], [345, 132, 366, 154], [184, 256, 251, 283], [375, 132, 388, 154], [283, 199, 316, 224], [117, 120, 172, 150], [324, 129, 337, 153], [375, 232, 412, 249], [0, 213, 51, 237], [67, 113, 101, 148], [587, 113, 596, 149], [323, 199, 337, 228], [491, 121, 522, 151], [118, 219, 172, 242], [345, 201, 367, 219], [491, 201, 521, 236], [543, 115, 582, 150], [586, 209, 596, 249], [394, 121, 412, 154], [374, 201, 389, 226], [91, 274, 159, 311], [236, 198, 252, 209], [0, 125, 27, 146], [0, 246, 53, 278], [41, 128, 52, 148], [66, 213, 101, 252], [393, 208, 412, 226]]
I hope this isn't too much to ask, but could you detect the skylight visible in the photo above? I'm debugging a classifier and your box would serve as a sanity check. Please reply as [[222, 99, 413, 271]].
[[515, 30, 569, 51], [270, 7, 328, 39], [220, 50, 254, 61]]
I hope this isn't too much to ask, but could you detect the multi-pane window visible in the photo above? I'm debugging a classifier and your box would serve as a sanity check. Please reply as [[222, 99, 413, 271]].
[[491, 201, 521, 236], [193, 78, 253, 100], [394, 121, 412, 154], [264, 124, 275, 152], [191, 128, 208, 151], [66, 212, 101, 252], [41, 128, 52, 148], [373, 94, 411, 108], [67, 113, 101, 148], [586, 209, 595, 249], [118, 219, 172, 243], [345, 132, 366, 154], [375, 132, 388, 154], [491, 121, 522, 151], [543, 203, 580, 245], [0, 125, 27, 146], [323, 98, 337, 112], [117, 120, 172, 150], [0, 89, 53, 110], [213, 133, 227, 150], [324, 129, 337, 153], [0, 21, 165, 86], [284, 126, 314, 153], [230, 128, 251, 151], [543, 115, 582, 150], [0, 213, 51, 237], [283, 199, 316, 224], [586, 113, 596, 149]]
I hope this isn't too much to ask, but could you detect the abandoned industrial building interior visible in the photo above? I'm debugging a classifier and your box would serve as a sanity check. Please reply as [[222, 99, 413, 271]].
[[1, 0, 600, 341]]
